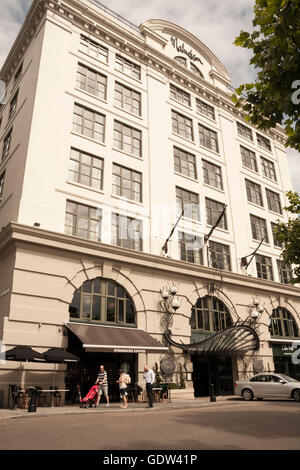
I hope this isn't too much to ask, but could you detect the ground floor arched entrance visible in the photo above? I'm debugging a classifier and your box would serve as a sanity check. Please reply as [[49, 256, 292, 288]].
[[192, 354, 234, 397]]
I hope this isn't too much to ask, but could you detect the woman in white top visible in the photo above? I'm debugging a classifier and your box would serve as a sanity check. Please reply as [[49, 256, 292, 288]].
[[116, 369, 128, 409]]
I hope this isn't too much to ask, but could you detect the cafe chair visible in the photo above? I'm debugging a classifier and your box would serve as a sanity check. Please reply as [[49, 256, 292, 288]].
[[50, 386, 62, 407], [35, 386, 46, 407]]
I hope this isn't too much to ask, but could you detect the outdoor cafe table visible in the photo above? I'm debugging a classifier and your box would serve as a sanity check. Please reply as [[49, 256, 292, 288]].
[[15, 389, 69, 408]]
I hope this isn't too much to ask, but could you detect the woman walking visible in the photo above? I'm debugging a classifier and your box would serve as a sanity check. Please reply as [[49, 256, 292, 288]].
[[116, 369, 128, 409]]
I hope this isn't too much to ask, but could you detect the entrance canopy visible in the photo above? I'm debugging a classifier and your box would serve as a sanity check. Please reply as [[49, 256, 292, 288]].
[[165, 323, 260, 355], [66, 322, 169, 354]]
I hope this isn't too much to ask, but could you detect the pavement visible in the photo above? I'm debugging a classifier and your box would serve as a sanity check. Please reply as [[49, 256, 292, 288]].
[[0, 395, 239, 420]]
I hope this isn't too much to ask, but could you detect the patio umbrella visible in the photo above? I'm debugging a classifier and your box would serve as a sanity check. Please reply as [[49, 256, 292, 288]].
[[4, 346, 45, 408], [5, 346, 45, 362], [41, 348, 79, 389]]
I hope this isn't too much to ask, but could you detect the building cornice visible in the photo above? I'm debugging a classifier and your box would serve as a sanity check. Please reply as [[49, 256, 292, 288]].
[[0, 0, 287, 147], [0, 222, 299, 298]]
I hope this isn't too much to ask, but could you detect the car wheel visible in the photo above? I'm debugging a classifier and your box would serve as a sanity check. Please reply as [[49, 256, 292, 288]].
[[293, 389, 300, 402], [242, 388, 254, 401]]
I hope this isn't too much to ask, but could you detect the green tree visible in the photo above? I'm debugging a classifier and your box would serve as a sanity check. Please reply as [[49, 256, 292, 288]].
[[233, 0, 300, 151], [274, 191, 300, 283]]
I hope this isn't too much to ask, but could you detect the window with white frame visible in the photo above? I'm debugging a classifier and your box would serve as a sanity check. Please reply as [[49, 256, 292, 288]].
[[114, 82, 141, 116], [176, 186, 200, 221], [241, 145, 258, 172], [178, 231, 203, 264], [266, 188, 282, 214], [245, 179, 263, 206], [205, 198, 227, 230], [170, 84, 191, 107], [257, 133, 271, 151], [250, 214, 269, 242], [115, 54, 141, 80], [65, 200, 102, 242], [237, 122, 253, 141], [68, 148, 103, 190], [79, 35, 108, 63], [111, 213, 143, 251], [112, 163, 142, 202], [174, 147, 197, 179], [261, 157, 277, 181], [113, 120, 142, 157], [76, 63, 107, 100], [202, 159, 223, 190], [255, 254, 273, 280], [73, 103, 105, 142], [198, 124, 219, 152], [208, 241, 231, 271], [172, 110, 194, 140], [196, 99, 215, 120]]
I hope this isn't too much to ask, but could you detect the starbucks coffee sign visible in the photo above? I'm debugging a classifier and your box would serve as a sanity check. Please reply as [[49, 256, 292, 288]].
[[170, 37, 203, 64]]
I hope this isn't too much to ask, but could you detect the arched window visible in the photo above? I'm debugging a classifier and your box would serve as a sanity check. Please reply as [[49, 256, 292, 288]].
[[190, 62, 204, 78], [69, 278, 136, 326], [269, 307, 299, 338], [191, 295, 232, 332], [174, 56, 187, 67]]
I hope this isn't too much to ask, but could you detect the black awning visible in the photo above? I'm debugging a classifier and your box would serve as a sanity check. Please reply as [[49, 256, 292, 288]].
[[66, 322, 169, 354], [165, 323, 260, 355]]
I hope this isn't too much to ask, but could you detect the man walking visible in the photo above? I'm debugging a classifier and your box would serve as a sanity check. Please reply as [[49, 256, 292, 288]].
[[143, 365, 155, 408], [95, 364, 109, 407]]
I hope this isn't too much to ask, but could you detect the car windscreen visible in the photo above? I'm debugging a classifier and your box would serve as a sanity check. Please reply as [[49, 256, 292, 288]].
[[279, 374, 298, 383]]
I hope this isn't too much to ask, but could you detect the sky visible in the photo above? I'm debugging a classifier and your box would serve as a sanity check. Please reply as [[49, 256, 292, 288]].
[[0, 0, 299, 192]]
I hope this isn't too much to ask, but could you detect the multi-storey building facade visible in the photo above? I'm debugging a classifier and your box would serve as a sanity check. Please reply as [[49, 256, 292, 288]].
[[0, 0, 299, 405]]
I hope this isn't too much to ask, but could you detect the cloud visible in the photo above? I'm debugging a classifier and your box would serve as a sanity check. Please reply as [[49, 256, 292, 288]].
[[0, 0, 299, 192], [0, 0, 32, 69]]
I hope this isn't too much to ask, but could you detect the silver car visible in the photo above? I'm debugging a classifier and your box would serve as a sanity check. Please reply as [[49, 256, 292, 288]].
[[235, 373, 300, 402]]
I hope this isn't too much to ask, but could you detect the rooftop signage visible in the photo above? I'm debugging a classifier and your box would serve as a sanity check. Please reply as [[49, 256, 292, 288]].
[[170, 36, 203, 64]]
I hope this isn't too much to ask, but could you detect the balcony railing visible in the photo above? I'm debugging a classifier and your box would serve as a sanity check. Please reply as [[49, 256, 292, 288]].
[[86, 0, 140, 33]]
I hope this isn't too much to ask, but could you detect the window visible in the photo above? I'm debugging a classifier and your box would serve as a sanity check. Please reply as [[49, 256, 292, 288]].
[[114, 82, 141, 116], [170, 84, 191, 107], [250, 215, 269, 242], [115, 54, 141, 80], [0, 172, 5, 199], [2, 128, 12, 161], [241, 146, 258, 172], [172, 110, 193, 140], [237, 122, 253, 141], [14, 62, 23, 82], [190, 62, 204, 78], [176, 186, 200, 221], [73, 103, 105, 142], [69, 278, 136, 325], [198, 124, 219, 152], [255, 254, 273, 280], [191, 296, 232, 332], [269, 307, 298, 338], [202, 159, 223, 190], [113, 120, 142, 157], [68, 148, 103, 190], [277, 260, 293, 284], [112, 163, 142, 202], [261, 157, 277, 181], [196, 99, 215, 120], [9, 90, 18, 119], [208, 241, 231, 271], [266, 189, 282, 214], [257, 133, 271, 151], [205, 198, 227, 230], [271, 222, 282, 247], [178, 231, 203, 264], [79, 35, 108, 63], [174, 147, 197, 179], [76, 63, 107, 100], [111, 213, 143, 251], [245, 179, 263, 206], [65, 200, 102, 241], [174, 56, 187, 67]]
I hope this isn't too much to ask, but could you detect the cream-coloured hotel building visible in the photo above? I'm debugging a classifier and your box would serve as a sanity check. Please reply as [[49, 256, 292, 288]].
[[0, 0, 299, 406]]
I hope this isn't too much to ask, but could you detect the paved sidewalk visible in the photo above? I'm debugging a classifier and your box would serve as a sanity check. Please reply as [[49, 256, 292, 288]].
[[0, 395, 239, 420]]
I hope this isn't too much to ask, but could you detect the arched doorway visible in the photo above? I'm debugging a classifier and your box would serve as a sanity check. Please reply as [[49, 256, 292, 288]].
[[191, 296, 234, 397], [270, 307, 300, 380]]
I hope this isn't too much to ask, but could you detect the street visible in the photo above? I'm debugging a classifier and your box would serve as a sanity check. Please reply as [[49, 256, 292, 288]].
[[0, 400, 300, 450]]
